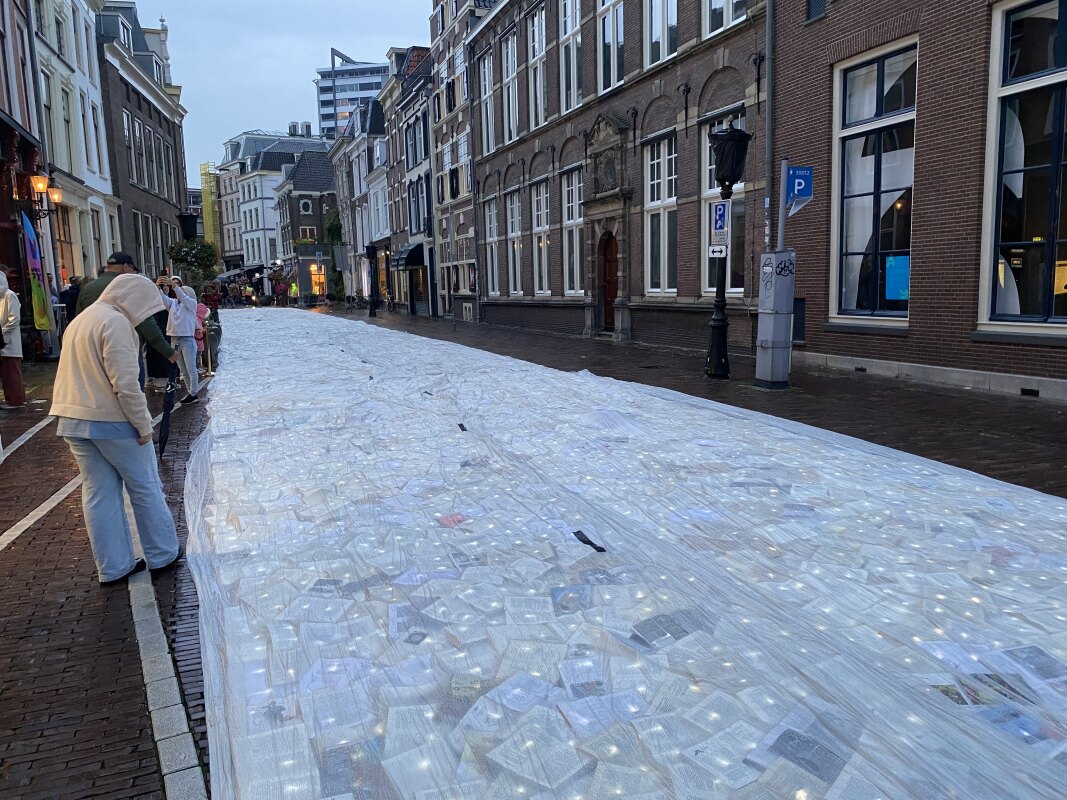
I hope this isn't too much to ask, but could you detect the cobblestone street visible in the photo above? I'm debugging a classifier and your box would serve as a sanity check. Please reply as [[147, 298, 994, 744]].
[[2, 309, 1066, 799]]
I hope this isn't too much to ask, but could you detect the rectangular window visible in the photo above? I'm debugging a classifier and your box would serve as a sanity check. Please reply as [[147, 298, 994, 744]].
[[54, 15, 65, 58], [992, 2, 1067, 321], [562, 169, 584, 294], [531, 181, 550, 294], [72, 6, 83, 68], [80, 93, 92, 170], [133, 119, 146, 185], [704, 112, 747, 293], [502, 33, 519, 143], [506, 191, 522, 294], [561, 0, 583, 112], [41, 72, 54, 157], [479, 54, 496, 153], [646, 0, 677, 66], [806, 0, 825, 21], [598, 0, 625, 93], [92, 105, 105, 176], [119, 19, 132, 49], [485, 198, 500, 295], [300, 226, 317, 240], [61, 89, 73, 170], [109, 213, 119, 253], [705, 0, 746, 37], [645, 136, 678, 292], [85, 23, 95, 82], [145, 126, 158, 193], [837, 46, 916, 316], [529, 6, 547, 129]]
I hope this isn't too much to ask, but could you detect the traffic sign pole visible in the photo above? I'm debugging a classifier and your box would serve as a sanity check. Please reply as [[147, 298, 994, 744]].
[[776, 160, 788, 252]]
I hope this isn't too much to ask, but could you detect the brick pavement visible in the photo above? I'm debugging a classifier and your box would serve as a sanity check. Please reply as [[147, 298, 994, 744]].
[[2, 307, 1067, 799]]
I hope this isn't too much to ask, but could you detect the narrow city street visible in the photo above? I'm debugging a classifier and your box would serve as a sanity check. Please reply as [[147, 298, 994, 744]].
[[3, 308, 1067, 799]]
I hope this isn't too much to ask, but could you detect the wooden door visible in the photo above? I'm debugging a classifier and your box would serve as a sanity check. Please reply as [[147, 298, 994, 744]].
[[601, 233, 618, 331]]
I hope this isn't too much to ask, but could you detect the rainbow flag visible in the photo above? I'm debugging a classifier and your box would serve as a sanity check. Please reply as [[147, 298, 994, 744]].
[[20, 213, 51, 331]]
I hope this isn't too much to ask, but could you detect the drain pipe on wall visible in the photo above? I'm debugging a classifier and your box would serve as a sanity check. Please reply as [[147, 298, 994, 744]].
[[764, 0, 774, 252]]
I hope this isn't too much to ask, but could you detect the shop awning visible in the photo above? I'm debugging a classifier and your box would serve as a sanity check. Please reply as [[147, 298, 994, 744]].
[[391, 242, 424, 270]]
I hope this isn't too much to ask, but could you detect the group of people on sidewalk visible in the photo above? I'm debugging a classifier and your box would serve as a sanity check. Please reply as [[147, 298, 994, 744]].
[[2, 251, 226, 585]]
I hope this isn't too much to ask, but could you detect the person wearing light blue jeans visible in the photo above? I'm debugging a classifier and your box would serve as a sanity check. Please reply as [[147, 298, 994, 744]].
[[63, 423, 179, 582], [50, 274, 181, 585], [158, 276, 200, 404]]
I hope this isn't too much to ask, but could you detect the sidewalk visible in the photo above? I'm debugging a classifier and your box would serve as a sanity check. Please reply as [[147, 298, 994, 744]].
[[318, 306, 1067, 498]]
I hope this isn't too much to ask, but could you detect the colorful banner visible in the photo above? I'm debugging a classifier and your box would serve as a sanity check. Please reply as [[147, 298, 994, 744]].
[[20, 212, 51, 331]]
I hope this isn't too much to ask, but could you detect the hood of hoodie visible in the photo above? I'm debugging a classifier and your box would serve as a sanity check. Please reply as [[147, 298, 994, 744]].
[[97, 274, 165, 327], [0, 271, 10, 296]]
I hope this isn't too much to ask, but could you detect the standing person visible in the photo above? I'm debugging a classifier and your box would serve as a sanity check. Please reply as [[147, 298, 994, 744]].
[[49, 273, 181, 584], [202, 281, 221, 321], [227, 282, 240, 309], [0, 268, 25, 408], [59, 276, 82, 324], [157, 276, 200, 405], [243, 283, 253, 306], [273, 274, 288, 307], [193, 298, 209, 372], [78, 253, 177, 383]]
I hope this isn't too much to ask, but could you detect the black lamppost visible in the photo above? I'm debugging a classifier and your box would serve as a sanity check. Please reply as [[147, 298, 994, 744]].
[[366, 244, 378, 318], [705, 122, 752, 379]]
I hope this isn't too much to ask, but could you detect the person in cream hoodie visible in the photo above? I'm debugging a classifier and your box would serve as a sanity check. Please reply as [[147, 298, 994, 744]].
[[50, 274, 180, 584]]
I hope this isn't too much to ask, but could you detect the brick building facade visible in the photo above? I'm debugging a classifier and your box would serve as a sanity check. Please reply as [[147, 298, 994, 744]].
[[98, 3, 187, 278], [777, 0, 1067, 393], [469, 0, 764, 350], [430, 0, 495, 323]]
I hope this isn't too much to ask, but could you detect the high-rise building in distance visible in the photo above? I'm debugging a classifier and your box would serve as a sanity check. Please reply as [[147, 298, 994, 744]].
[[315, 49, 390, 140]]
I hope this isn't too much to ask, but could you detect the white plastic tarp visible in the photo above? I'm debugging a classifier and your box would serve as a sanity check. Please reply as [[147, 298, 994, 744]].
[[186, 309, 1067, 799]]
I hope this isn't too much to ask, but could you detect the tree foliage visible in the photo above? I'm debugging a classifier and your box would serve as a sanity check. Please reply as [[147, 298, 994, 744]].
[[168, 240, 220, 293], [324, 208, 343, 246]]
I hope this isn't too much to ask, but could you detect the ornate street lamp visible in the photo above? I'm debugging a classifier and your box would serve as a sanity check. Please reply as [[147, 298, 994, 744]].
[[705, 121, 752, 379]]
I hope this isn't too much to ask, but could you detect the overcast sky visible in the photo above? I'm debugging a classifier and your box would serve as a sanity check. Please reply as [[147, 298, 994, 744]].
[[154, 0, 430, 188]]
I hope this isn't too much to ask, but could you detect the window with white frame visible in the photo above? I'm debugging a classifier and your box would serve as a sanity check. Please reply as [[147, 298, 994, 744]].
[[836, 45, 916, 316], [479, 53, 496, 153], [562, 168, 584, 294], [92, 105, 105, 176], [80, 93, 93, 171], [703, 111, 746, 293], [531, 181, 550, 294], [529, 6, 547, 129], [705, 0, 746, 38], [645, 135, 678, 292], [560, 0, 583, 112], [506, 191, 522, 294], [485, 197, 500, 295], [991, 1, 1067, 322], [598, 0, 624, 93], [646, 0, 677, 66], [502, 33, 519, 143], [119, 18, 132, 49]]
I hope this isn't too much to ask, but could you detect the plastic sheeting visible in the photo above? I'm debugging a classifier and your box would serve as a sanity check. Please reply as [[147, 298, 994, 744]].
[[186, 309, 1067, 800]]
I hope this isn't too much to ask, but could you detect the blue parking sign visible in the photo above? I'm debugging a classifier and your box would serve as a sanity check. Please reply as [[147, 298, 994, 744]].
[[711, 200, 730, 245], [786, 167, 813, 216]]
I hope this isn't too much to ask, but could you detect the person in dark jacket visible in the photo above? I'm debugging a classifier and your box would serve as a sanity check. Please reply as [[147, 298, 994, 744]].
[[59, 276, 82, 324], [78, 253, 177, 387]]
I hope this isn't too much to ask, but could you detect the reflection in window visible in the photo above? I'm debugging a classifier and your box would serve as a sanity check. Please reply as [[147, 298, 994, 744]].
[[838, 46, 917, 316]]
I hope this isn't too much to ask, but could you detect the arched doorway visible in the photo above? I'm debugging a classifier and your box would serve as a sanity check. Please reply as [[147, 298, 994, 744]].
[[599, 232, 618, 332]]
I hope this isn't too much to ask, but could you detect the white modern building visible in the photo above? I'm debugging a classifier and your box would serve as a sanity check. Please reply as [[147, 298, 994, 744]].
[[36, 0, 120, 281], [236, 139, 329, 279], [314, 50, 389, 140]]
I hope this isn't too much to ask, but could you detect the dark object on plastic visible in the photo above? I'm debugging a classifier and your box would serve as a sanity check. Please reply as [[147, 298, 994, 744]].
[[573, 530, 607, 553]]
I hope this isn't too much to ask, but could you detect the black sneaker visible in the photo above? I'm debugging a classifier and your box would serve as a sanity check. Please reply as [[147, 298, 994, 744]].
[[151, 546, 185, 574], [180, 395, 200, 406], [101, 558, 146, 586]]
